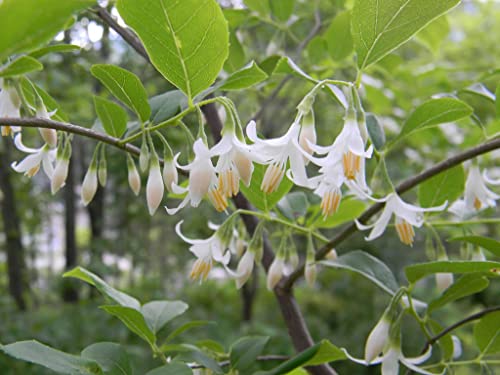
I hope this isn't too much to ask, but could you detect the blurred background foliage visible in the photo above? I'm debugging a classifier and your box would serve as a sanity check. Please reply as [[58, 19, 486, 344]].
[[1, 0, 500, 373]]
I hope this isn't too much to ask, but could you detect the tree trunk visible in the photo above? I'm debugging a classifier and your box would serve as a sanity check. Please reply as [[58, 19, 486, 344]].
[[0, 137, 28, 310], [241, 268, 258, 321]]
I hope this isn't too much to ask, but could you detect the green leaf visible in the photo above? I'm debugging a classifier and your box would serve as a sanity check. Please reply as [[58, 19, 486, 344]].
[[176, 345, 223, 374], [224, 32, 246, 73], [146, 363, 193, 375], [418, 165, 464, 208], [405, 261, 500, 284], [1, 340, 102, 374], [302, 340, 346, 366], [448, 236, 500, 258], [19, 77, 68, 122], [416, 16, 450, 54], [29, 44, 80, 59], [101, 305, 156, 346], [277, 192, 308, 221], [218, 61, 268, 91], [324, 11, 353, 61], [272, 56, 318, 84], [149, 90, 186, 125], [427, 320, 454, 361], [230, 336, 269, 373], [91, 64, 151, 122], [240, 163, 293, 212], [310, 199, 367, 229], [366, 113, 385, 150], [0, 0, 93, 61], [461, 83, 496, 103], [474, 311, 500, 354], [428, 274, 490, 313], [81, 343, 132, 375], [496, 85, 500, 118], [142, 300, 189, 334], [398, 98, 473, 139], [64, 267, 141, 310], [223, 9, 251, 29], [269, 0, 294, 22], [244, 0, 270, 16], [321, 250, 399, 294], [94, 97, 128, 138], [163, 320, 213, 343], [352, 0, 460, 70], [306, 36, 328, 63], [117, 0, 229, 102], [0, 56, 42, 78]]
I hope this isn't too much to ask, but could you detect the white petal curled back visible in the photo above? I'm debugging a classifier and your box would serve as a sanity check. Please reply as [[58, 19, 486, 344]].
[[81, 167, 98, 206], [267, 257, 285, 290], [146, 163, 164, 215], [365, 318, 390, 363], [51, 159, 69, 194]]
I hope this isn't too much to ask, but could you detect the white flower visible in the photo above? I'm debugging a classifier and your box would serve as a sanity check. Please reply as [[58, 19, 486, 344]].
[[211, 130, 257, 197], [226, 249, 255, 289], [162, 154, 179, 193], [246, 120, 308, 194], [146, 156, 164, 215], [51, 158, 69, 194], [365, 318, 390, 363], [81, 166, 98, 206], [356, 193, 447, 246], [11, 134, 55, 178], [0, 81, 21, 136], [267, 256, 285, 290], [126, 154, 141, 196], [435, 273, 453, 292], [36, 105, 57, 147], [166, 139, 227, 214], [449, 166, 500, 218], [344, 345, 440, 375], [175, 221, 231, 281]]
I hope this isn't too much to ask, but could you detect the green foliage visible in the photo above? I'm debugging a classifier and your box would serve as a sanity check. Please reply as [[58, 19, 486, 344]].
[[308, 198, 367, 229], [91, 64, 151, 122], [269, 0, 295, 22], [405, 261, 500, 284], [277, 192, 308, 221], [230, 336, 269, 374], [93, 97, 128, 138], [0, 56, 42, 78], [0, 0, 93, 61], [321, 250, 399, 294], [29, 44, 80, 59], [475, 311, 500, 355], [100, 305, 156, 346], [365, 113, 385, 150], [324, 11, 353, 61], [418, 165, 465, 208], [416, 16, 450, 54], [352, 0, 460, 70], [145, 363, 192, 375], [449, 236, 500, 258], [117, 0, 229, 102], [217, 62, 268, 91], [81, 343, 132, 375], [149, 90, 186, 125], [19, 77, 68, 122], [142, 301, 189, 334]]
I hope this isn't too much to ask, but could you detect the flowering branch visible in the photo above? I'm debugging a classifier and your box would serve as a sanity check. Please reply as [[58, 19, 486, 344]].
[[282, 135, 500, 290]]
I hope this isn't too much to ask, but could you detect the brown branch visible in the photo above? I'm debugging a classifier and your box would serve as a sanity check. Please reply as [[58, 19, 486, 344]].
[[283, 136, 500, 290]]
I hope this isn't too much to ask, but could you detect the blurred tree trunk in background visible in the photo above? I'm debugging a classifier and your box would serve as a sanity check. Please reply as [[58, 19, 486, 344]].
[[0, 138, 28, 310], [241, 269, 258, 321], [62, 159, 79, 302]]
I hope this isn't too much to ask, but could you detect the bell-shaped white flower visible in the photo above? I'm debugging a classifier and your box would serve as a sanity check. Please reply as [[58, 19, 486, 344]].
[[0, 81, 21, 136], [51, 158, 69, 194], [11, 134, 55, 178], [211, 129, 258, 197], [267, 255, 285, 290], [246, 120, 308, 194], [163, 154, 179, 193], [126, 154, 141, 196], [81, 165, 98, 206], [449, 166, 500, 218], [175, 221, 231, 282], [146, 155, 164, 215], [36, 105, 58, 147], [356, 193, 447, 246], [226, 249, 255, 289], [365, 317, 390, 363], [166, 139, 227, 214]]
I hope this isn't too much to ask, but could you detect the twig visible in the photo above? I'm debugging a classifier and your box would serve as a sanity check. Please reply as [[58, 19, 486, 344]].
[[283, 136, 500, 290]]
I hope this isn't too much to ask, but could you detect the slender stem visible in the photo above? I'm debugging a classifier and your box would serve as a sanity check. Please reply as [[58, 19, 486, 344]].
[[429, 218, 500, 227]]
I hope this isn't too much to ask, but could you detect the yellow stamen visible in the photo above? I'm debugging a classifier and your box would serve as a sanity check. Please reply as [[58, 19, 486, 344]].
[[218, 169, 240, 197], [473, 197, 482, 211], [320, 189, 341, 217], [27, 164, 40, 178], [395, 219, 415, 246], [208, 187, 228, 212], [190, 258, 212, 281], [1, 125, 13, 137], [342, 151, 361, 180], [261, 164, 284, 194]]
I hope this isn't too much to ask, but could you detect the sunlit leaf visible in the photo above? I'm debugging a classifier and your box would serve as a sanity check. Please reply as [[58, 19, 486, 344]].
[[100, 305, 156, 346], [93, 96, 128, 138], [405, 261, 500, 284], [0, 56, 42, 78]]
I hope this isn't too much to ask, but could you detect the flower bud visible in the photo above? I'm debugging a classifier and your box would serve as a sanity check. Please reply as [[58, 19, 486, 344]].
[[81, 166, 98, 206], [267, 256, 285, 291], [39, 128, 58, 148], [325, 249, 338, 261], [163, 156, 178, 193], [452, 335, 462, 359], [235, 250, 255, 289], [127, 154, 141, 195], [435, 272, 453, 292], [139, 137, 150, 172], [98, 157, 107, 187], [51, 158, 69, 194], [146, 155, 164, 215], [364, 316, 390, 363]]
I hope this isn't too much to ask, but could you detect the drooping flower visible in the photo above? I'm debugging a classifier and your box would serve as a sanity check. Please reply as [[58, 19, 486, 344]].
[[0, 80, 21, 137], [175, 221, 231, 282], [449, 165, 500, 218], [365, 317, 390, 363], [81, 164, 98, 206], [226, 249, 255, 289], [127, 154, 141, 196], [146, 154, 164, 215], [246, 120, 308, 194], [355, 193, 447, 246], [166, 139, 227, 214], [267, 254, 285, 290], [163, 154, 179, 193], [11, 134, 55, 178], [36, 105, 58, 147]]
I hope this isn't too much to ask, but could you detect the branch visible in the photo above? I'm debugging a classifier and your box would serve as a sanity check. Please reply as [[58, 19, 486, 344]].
[[283, 136, 500, 290]]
